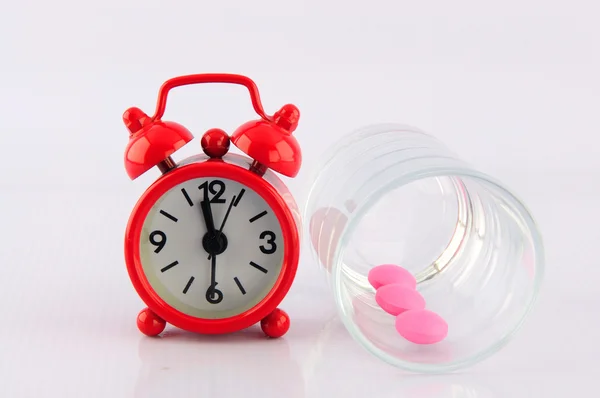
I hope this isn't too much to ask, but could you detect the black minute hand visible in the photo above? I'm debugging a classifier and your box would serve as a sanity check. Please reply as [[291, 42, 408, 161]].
[[210, 254, 216, 288], [205, 255, 223, 304]]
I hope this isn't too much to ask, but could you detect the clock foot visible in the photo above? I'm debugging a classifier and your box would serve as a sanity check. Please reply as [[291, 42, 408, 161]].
[[260, 308, 290, 338], [137, 308, 166, 337]]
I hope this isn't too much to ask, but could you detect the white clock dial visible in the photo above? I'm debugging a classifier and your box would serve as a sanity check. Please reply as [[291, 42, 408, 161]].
[[139, 177, 285, 319]]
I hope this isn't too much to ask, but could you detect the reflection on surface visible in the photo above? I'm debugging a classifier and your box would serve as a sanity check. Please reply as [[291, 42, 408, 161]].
[[135, 316, 496, 398], [133, 314, 497, 398], [303, 316, 496, 398], [135, 301, 497, 398], [135, 326, 304, 398]]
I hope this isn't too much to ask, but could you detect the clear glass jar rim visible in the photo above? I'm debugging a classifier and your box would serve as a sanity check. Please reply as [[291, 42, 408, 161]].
[[327, 164, 546, 373]]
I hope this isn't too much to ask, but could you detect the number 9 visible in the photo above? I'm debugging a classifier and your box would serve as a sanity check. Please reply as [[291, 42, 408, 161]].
[[149, 230, 167, 253]]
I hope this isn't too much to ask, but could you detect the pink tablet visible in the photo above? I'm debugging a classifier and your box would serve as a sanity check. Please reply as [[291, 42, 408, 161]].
[[375, 284, 426, 316], [395, 309, 448, 345], [368, 264, 417, 290]]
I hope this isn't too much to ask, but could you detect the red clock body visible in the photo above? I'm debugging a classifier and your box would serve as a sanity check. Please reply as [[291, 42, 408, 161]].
[[125, 155, 300, 337], [121, 73, 303, 338]]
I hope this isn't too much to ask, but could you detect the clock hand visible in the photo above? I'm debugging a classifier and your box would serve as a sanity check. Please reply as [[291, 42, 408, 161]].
[[217, 194, 236, 236], [205, 254, 223, 304], [208, 194, 236, 259], [200, 199, 217, 236], [210, 253, 216, 287]]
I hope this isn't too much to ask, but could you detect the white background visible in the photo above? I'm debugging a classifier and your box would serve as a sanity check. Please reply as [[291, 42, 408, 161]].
[[1, 1, 599, 397]]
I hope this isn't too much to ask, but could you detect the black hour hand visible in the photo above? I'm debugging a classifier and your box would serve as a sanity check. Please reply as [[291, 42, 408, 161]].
[[201, 200, 217, 236]]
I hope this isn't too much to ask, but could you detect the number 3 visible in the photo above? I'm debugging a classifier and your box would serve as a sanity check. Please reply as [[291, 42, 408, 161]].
[[259, 231, 277, 254]]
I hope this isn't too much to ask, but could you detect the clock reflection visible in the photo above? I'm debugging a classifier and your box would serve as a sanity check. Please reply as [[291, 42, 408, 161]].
[[135, 327, 304, 398]]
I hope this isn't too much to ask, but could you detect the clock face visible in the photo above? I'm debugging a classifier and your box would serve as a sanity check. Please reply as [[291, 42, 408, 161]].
[[138, 177, 285, 319]]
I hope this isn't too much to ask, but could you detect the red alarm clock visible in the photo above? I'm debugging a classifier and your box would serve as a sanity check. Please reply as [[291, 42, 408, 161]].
[[122, 74, 302, 338]]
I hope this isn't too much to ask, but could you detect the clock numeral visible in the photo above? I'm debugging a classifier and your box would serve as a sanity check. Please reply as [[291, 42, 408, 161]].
[[205, 283, 224, 304], [198, 180, 226, 203], [259, 230, 277, 254], [149, 230, 167, 253]]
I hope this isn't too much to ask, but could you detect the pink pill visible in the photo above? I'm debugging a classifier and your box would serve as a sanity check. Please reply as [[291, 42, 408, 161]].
[[395, 309, 448, 345], [368, 264, 416, 290], [375, 284, 426, 316]]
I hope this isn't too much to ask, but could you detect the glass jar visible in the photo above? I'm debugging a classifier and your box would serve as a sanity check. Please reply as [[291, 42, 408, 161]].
[[304, 124, 544, 373]]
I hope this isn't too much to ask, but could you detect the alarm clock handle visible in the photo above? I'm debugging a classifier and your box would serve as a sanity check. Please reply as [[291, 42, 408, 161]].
[[150, 73, 272, 122]]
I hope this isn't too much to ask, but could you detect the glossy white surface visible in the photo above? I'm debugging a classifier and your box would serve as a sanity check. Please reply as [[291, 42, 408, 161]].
[[1, 0, 600, 396]]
